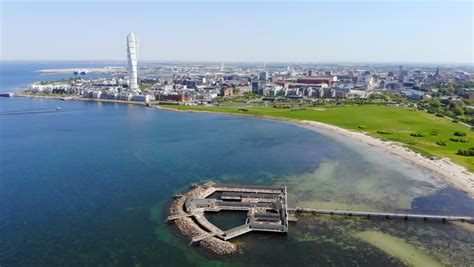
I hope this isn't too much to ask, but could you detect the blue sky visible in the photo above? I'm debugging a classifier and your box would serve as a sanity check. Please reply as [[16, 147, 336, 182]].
[[1, 1, 472, 63]]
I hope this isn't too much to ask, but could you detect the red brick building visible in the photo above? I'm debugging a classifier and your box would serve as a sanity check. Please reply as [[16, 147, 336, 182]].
[[158, 94, 188, 102], [296, 77, 334, 85]]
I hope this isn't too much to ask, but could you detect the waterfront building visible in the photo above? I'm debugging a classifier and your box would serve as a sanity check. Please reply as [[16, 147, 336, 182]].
[[92, 91, 102, 99], [127, 33, 138, 91], [117, 92, 133, 101], [131, 94, 154, 102], [157, 93, 189, 102], [52, 88, 67, 94], [100, 92, 118, 100], [84, 90, 94, 98]]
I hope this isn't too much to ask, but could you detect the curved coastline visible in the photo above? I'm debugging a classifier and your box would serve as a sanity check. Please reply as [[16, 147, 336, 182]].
[[157, 105, 474, 199], [13, 94, 474, 199]]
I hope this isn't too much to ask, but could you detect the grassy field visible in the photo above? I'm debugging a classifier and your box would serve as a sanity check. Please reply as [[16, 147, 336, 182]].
[[161, 104, 474, 171]]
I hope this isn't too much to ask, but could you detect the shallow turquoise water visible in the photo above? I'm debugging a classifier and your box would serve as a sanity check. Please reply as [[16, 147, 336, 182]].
[[1, 96, 473, 266]]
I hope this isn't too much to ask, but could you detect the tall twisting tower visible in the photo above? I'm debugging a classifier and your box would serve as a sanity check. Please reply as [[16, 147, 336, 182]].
[[127, 33, 138, 90]]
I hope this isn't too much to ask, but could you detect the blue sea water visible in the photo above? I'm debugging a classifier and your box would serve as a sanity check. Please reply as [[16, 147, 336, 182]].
[[0, 61, 124, 92], [1, 62, 473, 266]]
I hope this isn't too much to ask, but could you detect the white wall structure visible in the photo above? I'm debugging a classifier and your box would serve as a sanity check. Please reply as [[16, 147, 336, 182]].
[[127, 33, 138, 90]]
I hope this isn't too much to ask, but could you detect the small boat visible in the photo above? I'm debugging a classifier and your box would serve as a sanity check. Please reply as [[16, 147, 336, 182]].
[[56, 107, 62, 111]]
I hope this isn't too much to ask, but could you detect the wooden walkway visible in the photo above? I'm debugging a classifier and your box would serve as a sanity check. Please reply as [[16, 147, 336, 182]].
[[190, 232, 218, 245], [223, 224, 252, 240], [290, 208, 474, 223], [165, 212, 193, 223]]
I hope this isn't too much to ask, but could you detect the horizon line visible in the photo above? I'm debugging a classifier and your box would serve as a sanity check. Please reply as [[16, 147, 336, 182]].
[[1, 59, 473, 66]]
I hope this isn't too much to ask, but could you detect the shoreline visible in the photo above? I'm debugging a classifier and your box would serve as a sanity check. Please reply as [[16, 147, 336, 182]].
[[157, 106, 474, 199], [16, 93, 149, 106], [12, 94, 474, 199], [299, 120, 474, 199], [37, 67, 126, 75]]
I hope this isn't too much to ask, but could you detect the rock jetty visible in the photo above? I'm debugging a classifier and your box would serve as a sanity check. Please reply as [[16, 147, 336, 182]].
[[168, 183, 237, 255]]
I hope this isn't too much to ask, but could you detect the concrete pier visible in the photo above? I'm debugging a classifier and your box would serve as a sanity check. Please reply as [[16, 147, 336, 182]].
[[291, 208, 474, 224], [223, 224, 252, 240]]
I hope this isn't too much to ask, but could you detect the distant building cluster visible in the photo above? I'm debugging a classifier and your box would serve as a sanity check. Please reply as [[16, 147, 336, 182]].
[[24, 33, 474, 106]]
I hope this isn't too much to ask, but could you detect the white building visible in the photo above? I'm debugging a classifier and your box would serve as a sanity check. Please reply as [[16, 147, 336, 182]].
[[131, 94, 154, 102], [92, 91, 102, 99], [117, 92, 133, 101], [127, 33, 138, 90]]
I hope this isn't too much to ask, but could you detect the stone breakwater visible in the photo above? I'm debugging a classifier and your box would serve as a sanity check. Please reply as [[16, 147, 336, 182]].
[[168, 184, 237, 255]]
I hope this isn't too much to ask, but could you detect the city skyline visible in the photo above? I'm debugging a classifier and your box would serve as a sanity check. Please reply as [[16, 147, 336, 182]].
[[1, 1, 473, 64]]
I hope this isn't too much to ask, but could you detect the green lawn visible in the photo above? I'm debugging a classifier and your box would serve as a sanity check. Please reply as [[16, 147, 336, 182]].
[[162, 104, 474, 171]]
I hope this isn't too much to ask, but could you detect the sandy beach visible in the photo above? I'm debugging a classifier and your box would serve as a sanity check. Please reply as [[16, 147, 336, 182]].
[[298, 120, 474, 199]]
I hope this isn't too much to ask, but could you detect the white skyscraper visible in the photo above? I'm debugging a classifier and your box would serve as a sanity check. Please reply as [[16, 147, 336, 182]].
[[127, 33, 138, 90]]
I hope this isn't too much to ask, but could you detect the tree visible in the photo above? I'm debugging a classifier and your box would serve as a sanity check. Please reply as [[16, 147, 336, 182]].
[[453, 106, 464, 116], [430, 100, 441, 108]]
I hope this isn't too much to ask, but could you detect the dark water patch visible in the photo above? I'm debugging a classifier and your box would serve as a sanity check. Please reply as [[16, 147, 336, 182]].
[[205, 191, 222, 199], [285, 215, 474, 266], [409, 187, 474, 216], [205, 211, 248, 231], [231, 220, 405, 266]]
